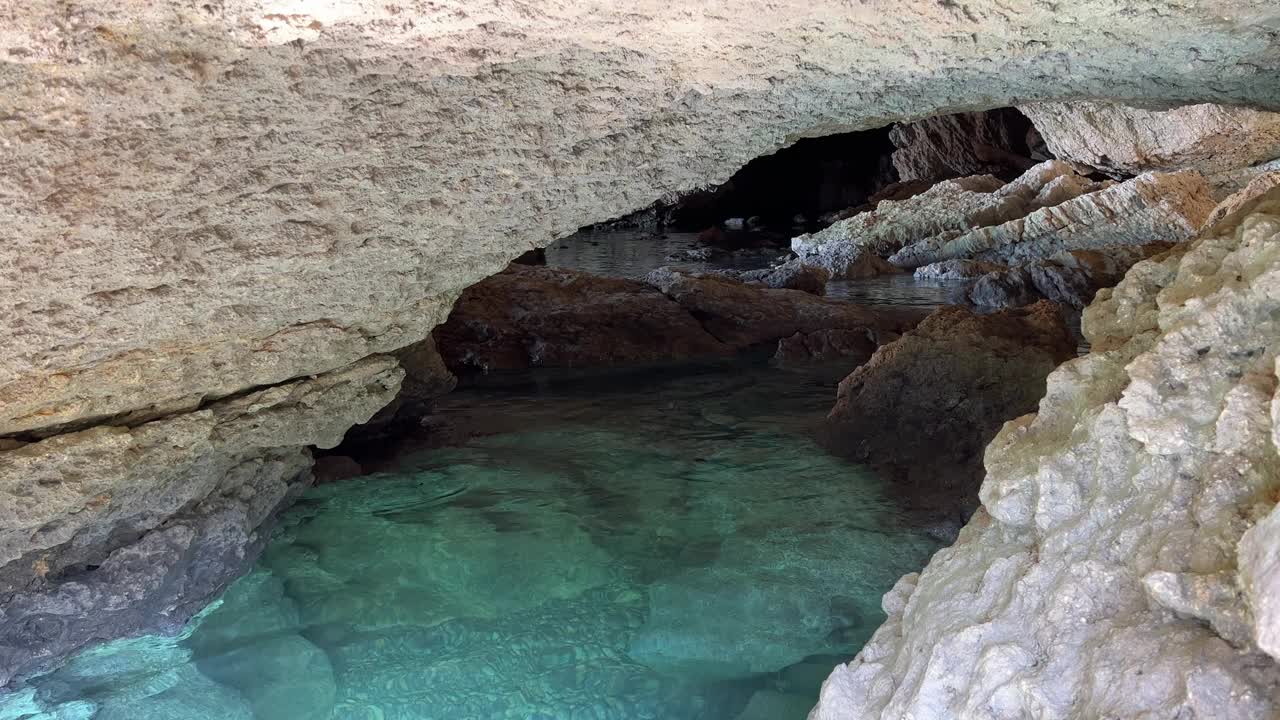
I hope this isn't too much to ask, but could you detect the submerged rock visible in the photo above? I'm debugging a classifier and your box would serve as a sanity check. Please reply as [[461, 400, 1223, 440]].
[[0, 357, 402, 688], [812, 186, 1280, 719], [822, 301, 1075, 504], [889, 170, 1215, 268], [433, 264, 728, 372], [969, 243, 1173, 309], [1020, 101, 1280, 176]]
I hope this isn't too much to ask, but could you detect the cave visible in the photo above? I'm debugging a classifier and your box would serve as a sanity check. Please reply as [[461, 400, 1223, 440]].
[[3, 4, 1280, 720]]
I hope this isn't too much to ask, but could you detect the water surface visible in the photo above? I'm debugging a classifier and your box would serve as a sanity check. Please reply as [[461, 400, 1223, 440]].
[[5, 362, 942, 720]]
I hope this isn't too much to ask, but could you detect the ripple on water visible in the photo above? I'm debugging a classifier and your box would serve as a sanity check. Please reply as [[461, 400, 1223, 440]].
[[5, 363, 943, 720]]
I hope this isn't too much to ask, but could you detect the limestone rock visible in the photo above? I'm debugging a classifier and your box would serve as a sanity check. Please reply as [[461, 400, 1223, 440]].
[[433, 264, 728, 372], [913, 259, 1006, 280], [773, 329, 881, 366], [821, 301, 1075, 503], [969, 243, 1174, 309], [1020, 101, 1280, 176], [728, 260, 833, 295], [888, 109, 1036, 182], [0, 356, 402, 687], [644, 269, 925, 351], [793, 161, 1097, 277], [812, 187, 1280, 719], [889, 170, 1215, 268]]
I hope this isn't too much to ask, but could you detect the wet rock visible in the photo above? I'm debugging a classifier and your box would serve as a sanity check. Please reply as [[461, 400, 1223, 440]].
[[1020, 101, 1280, 176], [890, 170, 1215, 268], [511, 248, 547, 265], [728, 260, 832, 294], [644, 268, 925, 351], [813, 187, 1280, 720], [792, 161, 1094, 277], [0, 357, 402, 688], [913, 259, 1006, 280], [888, 109, 1037, 182], [434, 264, 728, 372], [773, 329, 880, 366], [822, 301, 1075, 503], [969, 243, 1174, 309]]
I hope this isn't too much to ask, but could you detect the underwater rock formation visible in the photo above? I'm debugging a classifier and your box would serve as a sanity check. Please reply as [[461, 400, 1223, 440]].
[[812, 186, 1280, 719], [889, 170, 1214, 268], [1021, 101, 1280, 177], [0, 357, 402, 687], [968, 243, 1174, 310], [822, 301, 1075, 505]]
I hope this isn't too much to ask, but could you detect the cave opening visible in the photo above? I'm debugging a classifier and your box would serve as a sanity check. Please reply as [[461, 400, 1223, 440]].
[[7, 87, 1280, 720]]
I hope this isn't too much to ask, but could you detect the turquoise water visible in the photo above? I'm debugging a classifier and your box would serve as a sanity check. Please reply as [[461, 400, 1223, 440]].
[[4, 362, 942, 720]]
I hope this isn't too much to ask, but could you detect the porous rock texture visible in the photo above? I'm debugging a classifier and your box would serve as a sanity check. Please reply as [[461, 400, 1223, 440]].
[[0, 356, 402, 687], [811, 187, 1280, 719], [968, 243, 1174, 310], [889, 170, 1216, 268], [4, 0, 1280, 696], [821, 301, 1075, 506], [5, 1, 1280, 439], [1020, 101, 1280, 178]]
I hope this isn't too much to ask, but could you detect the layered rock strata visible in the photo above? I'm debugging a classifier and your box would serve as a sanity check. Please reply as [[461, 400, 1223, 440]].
[[811, 186, 1280, 719], [968, 243, 1174, 310], [0, 356, 403, 687], [1020, 101, 1280, 177], [889, 170, 1215, 268], [793, 161, 1105, 278]]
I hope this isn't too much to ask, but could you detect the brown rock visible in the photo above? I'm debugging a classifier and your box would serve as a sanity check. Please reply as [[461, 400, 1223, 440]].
[[889, 109, 1036, 182], [434, 265, 728, 372], [822, 301, 1075, 505], [312, 455, 365, 485], [645, 268, 926, 351], [773, 329, 883, 366]]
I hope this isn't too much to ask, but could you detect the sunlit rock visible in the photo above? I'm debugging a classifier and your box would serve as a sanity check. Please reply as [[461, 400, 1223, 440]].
[[1020, 101, 1280, 177], [889, 170, 1214, 268], [812, 187, 1280, 720]]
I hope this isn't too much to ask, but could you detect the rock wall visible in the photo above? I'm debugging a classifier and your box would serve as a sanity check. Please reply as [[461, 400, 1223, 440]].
[[810, 186, 1280, 719], [4, 0, 1280, 696], [1021, 101, 1280, 178], [4, 1, 1280, 439]]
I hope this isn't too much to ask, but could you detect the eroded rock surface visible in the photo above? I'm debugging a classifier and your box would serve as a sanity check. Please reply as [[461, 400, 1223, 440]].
[[821, 301, 1074, 505], [812, 187, 1280, 719], [6, 4, 1277, 440], [889, 170, 1214, 268], [0, 356, 402, 687], [888, 109, 1037, 182], [1021, 101, 1280, 177], [434, 265, 728, 373], [969, 243, 1174, 310]]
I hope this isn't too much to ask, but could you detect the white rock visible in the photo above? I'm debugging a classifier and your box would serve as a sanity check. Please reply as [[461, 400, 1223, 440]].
[[1020, 101, 1280, 176], [889, 170, 1216, 268], [812, 187, 1280, 719]]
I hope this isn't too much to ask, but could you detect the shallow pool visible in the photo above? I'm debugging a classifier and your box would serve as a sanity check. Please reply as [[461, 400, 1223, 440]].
[[3, 362, 942, 720]]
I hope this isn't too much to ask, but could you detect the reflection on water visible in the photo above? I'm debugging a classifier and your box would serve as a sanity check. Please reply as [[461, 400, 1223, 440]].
[[5, 362, 942, 720], [546, 229, 779, 278], [548, 229, 969, 310]]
